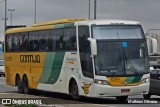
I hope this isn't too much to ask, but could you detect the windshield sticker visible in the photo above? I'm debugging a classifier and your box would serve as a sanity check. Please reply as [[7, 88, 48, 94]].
[[122, 42, 127, 47], [66, 57, 76, 64]]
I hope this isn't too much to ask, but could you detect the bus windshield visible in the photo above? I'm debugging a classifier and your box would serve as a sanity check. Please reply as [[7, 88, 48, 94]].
[[92, 25, 144, 39], [95, 41, 149, 76], [92, 25, 149, 76]]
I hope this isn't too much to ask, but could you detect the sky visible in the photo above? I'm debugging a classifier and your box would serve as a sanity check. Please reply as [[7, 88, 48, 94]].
[[0, 0, 160, 40]]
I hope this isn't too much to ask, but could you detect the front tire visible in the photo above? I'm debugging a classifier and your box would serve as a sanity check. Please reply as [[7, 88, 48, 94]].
[[143, 94, 151, 99], [116, 96, 128, 102], [71, 80, 79, 100]]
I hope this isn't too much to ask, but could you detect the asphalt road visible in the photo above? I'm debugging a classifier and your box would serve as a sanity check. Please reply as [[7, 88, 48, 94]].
[[0, 77, 160, 107], [0, 77, 17, 93]]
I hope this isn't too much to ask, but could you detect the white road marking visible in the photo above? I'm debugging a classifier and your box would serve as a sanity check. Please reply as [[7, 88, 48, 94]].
[[0, 77, 5, 79], [0, 93, 13, 94], [93, 104, 115, 107], [0, 82, 6, 85], [0, 77, 6, 85]]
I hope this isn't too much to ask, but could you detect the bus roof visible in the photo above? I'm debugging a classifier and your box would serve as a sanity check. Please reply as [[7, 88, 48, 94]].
[[6, 18, 86, 34], [77, 19, 140, 25], [6, 18, 140, 34], [32, 18, 86, 27]]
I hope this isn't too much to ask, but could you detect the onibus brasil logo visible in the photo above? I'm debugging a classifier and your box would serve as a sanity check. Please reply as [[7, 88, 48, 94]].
[[1, 99, 42, 105]]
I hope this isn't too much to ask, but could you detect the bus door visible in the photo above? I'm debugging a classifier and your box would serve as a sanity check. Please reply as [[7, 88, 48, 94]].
[[78, 26, 94, 95]]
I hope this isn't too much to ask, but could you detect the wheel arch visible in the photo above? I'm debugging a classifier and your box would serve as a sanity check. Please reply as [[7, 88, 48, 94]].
[[22, 74, 28, 80], [22, 73, 29, 87], [68, 76, 79, 94], [15, 73, 21, 86]]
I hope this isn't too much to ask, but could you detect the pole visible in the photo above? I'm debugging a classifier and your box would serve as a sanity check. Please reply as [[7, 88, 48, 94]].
[[35, 0, 36, 24], [11, 10, 12, 25], [8, 9, 15, 26], [94, 0, 97, 19], [4, 0, 7, 31], [89, 0, 90, 19]]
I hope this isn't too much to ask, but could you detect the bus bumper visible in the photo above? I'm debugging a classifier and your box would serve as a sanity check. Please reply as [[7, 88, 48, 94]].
[[93, 82, 149, 97]]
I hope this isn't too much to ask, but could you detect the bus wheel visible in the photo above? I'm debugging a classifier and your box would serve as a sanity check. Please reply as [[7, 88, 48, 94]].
[[143, 94, 151, 99], [116, 96, 128, 102], [16, 76, 23, 93], [22, 76, 29, 94], [71, 80, 79, 100]]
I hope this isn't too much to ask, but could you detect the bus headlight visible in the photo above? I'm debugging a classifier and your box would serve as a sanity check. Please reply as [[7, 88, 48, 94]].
[[140, 77, 150, 84], [94, 79, 109, 85]]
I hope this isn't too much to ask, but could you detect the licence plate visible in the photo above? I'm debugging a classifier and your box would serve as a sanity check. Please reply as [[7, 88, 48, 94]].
[[121, 89, 130, 93]]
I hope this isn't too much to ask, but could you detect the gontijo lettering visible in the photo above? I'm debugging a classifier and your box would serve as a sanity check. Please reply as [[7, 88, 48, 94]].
[[20, 55, 40, 63]]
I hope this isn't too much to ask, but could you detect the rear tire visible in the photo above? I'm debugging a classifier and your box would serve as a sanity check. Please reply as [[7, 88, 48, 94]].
[[16, 76, 23, 93], [143, 94, 151, 99], [71, 80, 79, 100], [22, 76, 30, 94]]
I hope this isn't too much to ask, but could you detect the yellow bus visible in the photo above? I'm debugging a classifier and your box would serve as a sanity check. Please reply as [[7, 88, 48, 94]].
[[4, 18, 150, 101]]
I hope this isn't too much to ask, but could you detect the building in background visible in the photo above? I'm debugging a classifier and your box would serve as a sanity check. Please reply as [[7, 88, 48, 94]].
[[146, 32, 160, 69]]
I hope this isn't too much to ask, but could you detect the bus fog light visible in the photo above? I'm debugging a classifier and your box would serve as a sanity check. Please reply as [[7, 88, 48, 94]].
[[140, 77, 150, 84], [94, 79, 109, 85]]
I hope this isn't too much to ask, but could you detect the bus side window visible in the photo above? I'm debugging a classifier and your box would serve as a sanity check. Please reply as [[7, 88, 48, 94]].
[[64, 27, 76, 50], [6, 34, 13, 52], [19, 33, 28, 51], [28, 32, 39, 51], [79, 26, 93, 78], [50, 30, 56, 51], [13, 33, 19, 51], [39, 30, 50, 51], [55, 29, 64, 51]]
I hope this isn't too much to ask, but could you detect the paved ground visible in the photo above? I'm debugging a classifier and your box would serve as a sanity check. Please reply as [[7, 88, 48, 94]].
[[0, 77, 160, 107]]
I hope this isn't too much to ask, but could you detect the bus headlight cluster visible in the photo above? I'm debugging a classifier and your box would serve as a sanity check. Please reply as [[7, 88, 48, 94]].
[[140, 77, 150, 84], [94, 79, 109, 85]]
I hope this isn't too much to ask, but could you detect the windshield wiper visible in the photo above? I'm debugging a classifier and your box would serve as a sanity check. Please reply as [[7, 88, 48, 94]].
[[123, 49, 139, 75]]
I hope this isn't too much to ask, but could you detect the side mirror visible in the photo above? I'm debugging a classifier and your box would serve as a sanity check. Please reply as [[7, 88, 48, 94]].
[[87, 38, 97, 56], [139, 48, 144, 58]]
